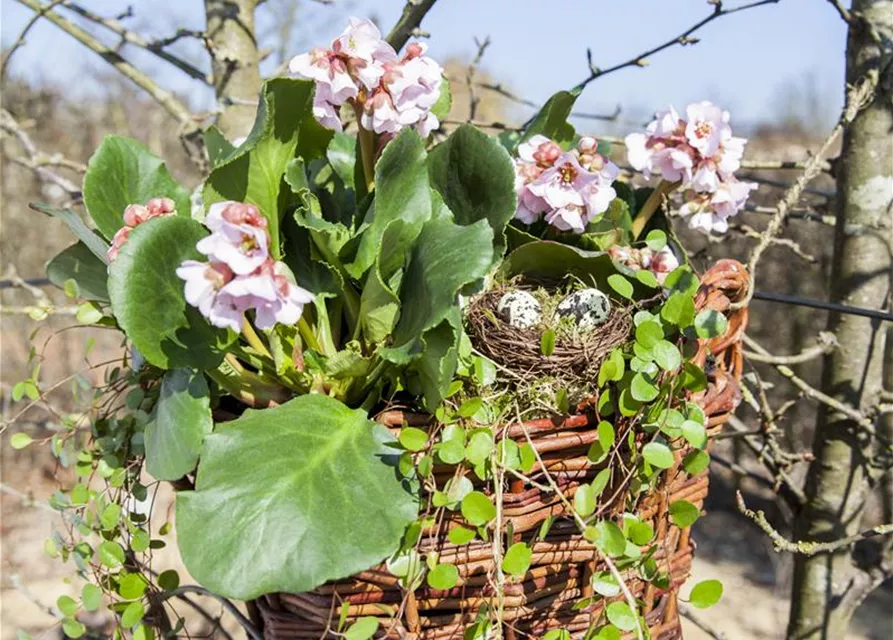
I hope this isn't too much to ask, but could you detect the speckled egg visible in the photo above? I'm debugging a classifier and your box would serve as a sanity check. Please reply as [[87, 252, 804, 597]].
[[555, 288, 612, 330], [497, 290, 542, 329]]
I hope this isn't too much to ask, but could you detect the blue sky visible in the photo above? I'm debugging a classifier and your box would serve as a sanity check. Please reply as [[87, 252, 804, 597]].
[[1, 0, 847, 131]]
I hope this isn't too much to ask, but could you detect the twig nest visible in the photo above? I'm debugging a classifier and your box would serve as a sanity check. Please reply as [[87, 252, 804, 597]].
[[555, 288, 611, 330], [497, 290, 542, 329]]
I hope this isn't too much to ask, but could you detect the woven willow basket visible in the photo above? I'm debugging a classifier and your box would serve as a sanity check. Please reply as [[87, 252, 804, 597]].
[[255, 259, 750, 640]]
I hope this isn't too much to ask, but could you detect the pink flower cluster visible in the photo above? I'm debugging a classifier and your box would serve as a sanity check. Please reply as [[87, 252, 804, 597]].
[[625, 101, 757, 233], [608, 245, 680, 284], [107, 198, 176, 262], [177, 202, 314, 333], [513, 135, 620, 234], [289, 18, 443, 136]]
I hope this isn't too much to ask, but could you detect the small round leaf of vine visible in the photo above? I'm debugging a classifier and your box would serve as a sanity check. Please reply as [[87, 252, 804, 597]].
[[175, 394, 418, 600], [689, 579, 724, 609]]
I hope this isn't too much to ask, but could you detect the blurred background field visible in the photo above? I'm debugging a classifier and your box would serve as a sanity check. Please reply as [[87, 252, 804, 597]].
[[1, 1, 890, 639]]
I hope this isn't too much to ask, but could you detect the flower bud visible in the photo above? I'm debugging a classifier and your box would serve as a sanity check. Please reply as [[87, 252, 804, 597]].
[[122, 204, 149, 227], [578, 136, 598, 153], [533, 141, 562, 166]]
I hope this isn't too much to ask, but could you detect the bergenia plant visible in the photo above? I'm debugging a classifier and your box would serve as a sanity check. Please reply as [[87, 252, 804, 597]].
[[34, 15, 748, 616]]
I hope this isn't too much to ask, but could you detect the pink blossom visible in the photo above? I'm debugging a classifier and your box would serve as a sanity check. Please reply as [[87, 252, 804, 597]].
[[196, 201, 270, 275], [544, 206, 588, 233], [176, 260, 235, 321], [649, 247, 680, 282], [685, 101, 730, 158], [331, 18, 396, 90], [216, 262, 315, 330], [107, 197, 177, 262]]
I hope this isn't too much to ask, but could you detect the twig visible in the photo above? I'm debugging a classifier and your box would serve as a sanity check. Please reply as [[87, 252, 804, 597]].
[[737, 491, 893, 555], [12, 0, 197, 130], [157, 586, 262, 640], [736, 72, 879, 309], [475, 82, 622, 122], [59, 2, 211, 83], [465, 36, 491, 121], [743, 331, 838, 365], [574, 0, 779, 92], [386, 0, 439, 52], [0, 0, 68, 79]]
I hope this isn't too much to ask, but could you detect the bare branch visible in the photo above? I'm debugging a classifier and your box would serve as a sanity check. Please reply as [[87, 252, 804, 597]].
[[0, 0, 68, 80], [743, 331, 838, 365], [12, 0, 197, 130], [386, 0, 439, 52], [60, 2, 211, 83], [575, 0, 779, 92], [737, 72, 879, 309], [465, 36, 491, 121], [738, 491, 893, 555], [475, 82, 622, 122]]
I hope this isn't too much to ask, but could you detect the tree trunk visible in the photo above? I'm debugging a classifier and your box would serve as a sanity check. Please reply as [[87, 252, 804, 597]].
[[204, 0, 263, 139], [787, 2, 893, 638]]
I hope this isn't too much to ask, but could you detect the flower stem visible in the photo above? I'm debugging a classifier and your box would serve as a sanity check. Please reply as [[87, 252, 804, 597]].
[[241, 319, 272, 359], [630, 180, 680, 240], [357, 123, 376, 193], [298, 315, 322, 353]]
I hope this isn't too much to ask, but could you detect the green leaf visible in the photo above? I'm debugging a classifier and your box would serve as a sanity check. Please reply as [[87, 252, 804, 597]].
[[10, 433, 32, 450], [587, 421, 615, 464], [644, 229, 667, 251], [520, 89, 580, 148], [448, 527, 476, 545], [81, 584, 102, 612], [665, 266, 699, 295], [607, 274, 634, 300], [381, 216, 493, 363], [669, 499, 701, 528], [176, 395, 417, 599], [652, 340, 682, 371], [606, 602, 637, 632], [591, 467, 611, 497], [202, 126, 236, 168], [399, 427, 429, 452], [519, 443, 536, 473], [630, 372, 660, 403], [83, 135, 190, 240], [344, 617, 379, 640], [591, 521, 626, 557], [635, 320, 664, 349], [502, 543, 532, 577], [31, 203, 110, 262], [46, 242, 109, 302], [500, 240, 617, 290], [404, 312, 462, 411], [541, 329, 556, 356], [326, 132, 356, 190], [428, 124, 516, 260], [598, 348, 625, 386], [635, 269, 660, 288], [681, 420, 708, 449], [689, 579, 723, 609], [626, 518, 654, 546], [108, 216, 233, 370], [98, 540, 125, 567], [118, 573, 148, 600], [682, 450, 711, 475], [99, 503, 121, 530], [204, 78, 316, 259], [348, 129, 432, 278], [591, 571, 620, 597], [574, 483, 597, 517], [461, 491, 496, 526], [62, 619, 85, 639], [145, 369, 212, 481], [120, 601, 145, 628], [661, 291, 696, 327], [157, 570, 180, 592], [427, 563, 459, 590], [57, 595, 78, 617], [642, 441, 675, 469], [695, 309, 729, 339], [682, 361, 709, 392]]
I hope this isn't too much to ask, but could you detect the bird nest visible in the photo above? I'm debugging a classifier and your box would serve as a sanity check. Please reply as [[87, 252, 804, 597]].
[[465, 285, 633, 385]]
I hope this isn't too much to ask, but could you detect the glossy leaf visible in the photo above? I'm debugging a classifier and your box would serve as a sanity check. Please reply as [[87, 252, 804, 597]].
[[427, 563, 459, 590], [520, 89, 580, 148], [502, 542, 532, 577], [428, 124, 516, 259], [46, 242, 109, 302], [83, 135, 191, 240], [145, 369, 212, 481], [461, 491, 496, 526], [176, 394, 417, 599], [204, 78, 316, 259], [669, 499, 701, 528], [642, 441, 675, 469], [689, 579, 723, 609], [108, 216, 233, 370], [606, 601, 637, 632]]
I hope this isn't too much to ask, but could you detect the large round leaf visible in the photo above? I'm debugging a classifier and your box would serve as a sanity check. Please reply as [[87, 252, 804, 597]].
[[82, 135, 191, 241], [46, 241, 109, 302], [175, 394, 418, 599], [108, 216, 232, 370], [145, 369, 212, 481]]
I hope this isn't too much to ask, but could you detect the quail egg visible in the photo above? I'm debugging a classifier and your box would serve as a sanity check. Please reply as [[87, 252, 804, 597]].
[[555, 288, 611, 330], [497, 290, 542, 329]]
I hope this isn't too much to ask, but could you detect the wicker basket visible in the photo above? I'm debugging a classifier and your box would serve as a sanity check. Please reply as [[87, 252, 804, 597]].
[[255, 259, 750, 640]]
